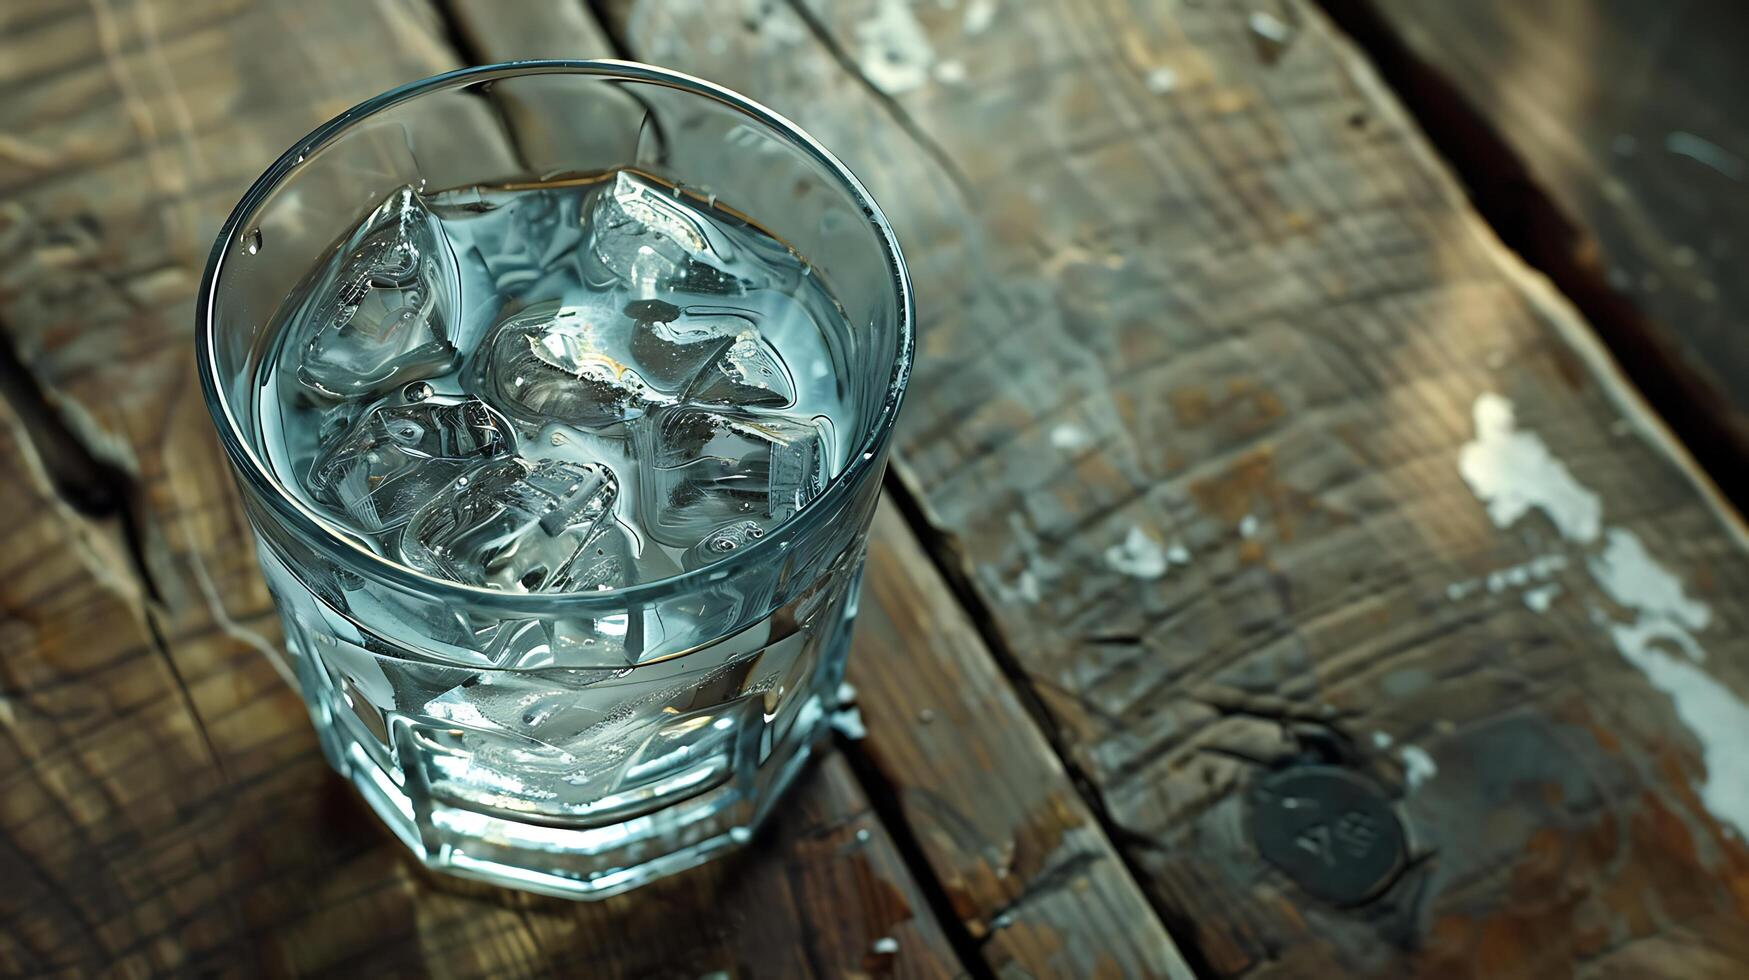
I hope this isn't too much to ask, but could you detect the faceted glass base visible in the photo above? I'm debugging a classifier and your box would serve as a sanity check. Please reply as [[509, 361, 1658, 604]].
[[261, 533, 865, 901], [317, 693, 829, 899]]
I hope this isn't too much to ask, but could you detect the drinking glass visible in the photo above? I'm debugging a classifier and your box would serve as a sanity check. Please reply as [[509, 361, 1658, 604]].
[[197, 62, 912, 899]]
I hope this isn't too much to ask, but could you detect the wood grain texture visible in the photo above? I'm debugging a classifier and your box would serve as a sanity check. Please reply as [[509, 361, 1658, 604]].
[[855, 503, 1196, 980], [0, 1, 960, 975], [446, 7, 1194, 976], [608, 0, 1749, 975], [1366, 0, 1749, 461]]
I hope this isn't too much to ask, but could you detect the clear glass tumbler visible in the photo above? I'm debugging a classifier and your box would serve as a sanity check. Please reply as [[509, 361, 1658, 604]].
[[196, 62, 912, 899]]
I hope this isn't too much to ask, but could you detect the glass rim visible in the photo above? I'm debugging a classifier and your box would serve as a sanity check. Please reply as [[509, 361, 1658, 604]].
[[196, 60, 915, 616]]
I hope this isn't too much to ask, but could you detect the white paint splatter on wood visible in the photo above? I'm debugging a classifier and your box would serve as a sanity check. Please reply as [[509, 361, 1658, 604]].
[[1455, 393, 1749, 837], [996, 513, 1063, 605], [1446, 553, 1566, 602], [1050, 423, 1090, 450], [1400, 745, 1437, 790], [1620, 648, 1749, 836], [856, 0, 935, 94], [737, 0, 806, 45], [1145, 67, 1177, 94], [963, 0, 997, 34], [1589, 528, 1712, 637], [832, 704, 868, 740], [1105, 526, 1169, 579], [871, 937, 900, 954], [1459, 393, 1602, 543], [1248, 11, 1294, 45], [1238, 514, 1259, 538], [1522, 583, 1562, 612]]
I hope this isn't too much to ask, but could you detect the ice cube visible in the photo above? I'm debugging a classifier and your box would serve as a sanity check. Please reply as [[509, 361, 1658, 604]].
[[684, 331, 796, 409], [297, 186, 459, 399], [419, 670, 630, 767], [624, 299, 735, 391], [623, 301, 795, 408], [584, 171, 748, 295], [469, 301, 669, 429], [481, 527, 687, 667], [481, 617, 640, 669], [306, 396, 512, 532], [401, 457, 621, 593], [638, 407, 830, 546]]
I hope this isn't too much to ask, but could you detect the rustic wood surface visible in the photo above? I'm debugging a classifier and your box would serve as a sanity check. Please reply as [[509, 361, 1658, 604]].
[[436, 9, 1195, 976], [4, 0, 1749, 977], [0, 2, 956, 977], [607, 0, 1749, 976], [1364, 0, 1749, 471]]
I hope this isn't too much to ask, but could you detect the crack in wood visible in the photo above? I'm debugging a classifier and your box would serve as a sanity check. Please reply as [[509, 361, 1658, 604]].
[[834, 732, 1002, 980], [0, 323, 162, 605], [581, 0, 635, 59], [882, 468, 1219, 978], [975, 848, 1108, 941]]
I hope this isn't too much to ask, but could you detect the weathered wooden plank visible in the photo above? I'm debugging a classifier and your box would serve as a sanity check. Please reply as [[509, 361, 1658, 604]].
[[447, 0, 615, 60], [855, 503, 1196, 979], [444, 7, 1195, 975], [1361, 0, 1749, 473], [0, 0, 964, 975], [610, 0, 1749, 976]]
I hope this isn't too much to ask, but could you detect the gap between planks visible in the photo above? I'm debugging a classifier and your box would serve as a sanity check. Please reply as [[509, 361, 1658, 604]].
[[432, 0, 1198, 975], [1316, 0, 1749, 515], [421, 1, 1010, 976]]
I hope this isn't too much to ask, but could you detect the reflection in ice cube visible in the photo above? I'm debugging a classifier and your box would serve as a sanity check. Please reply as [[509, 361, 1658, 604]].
[[585, 171, 748, 296], [306, 396, 512, 532], [469, 301, 668, 429], [401, 456, 620, 592], [624, 301, 736, 391], [684, 330, 796, 409], [638, 407, 831, 547], [298, 187, 459, 398]]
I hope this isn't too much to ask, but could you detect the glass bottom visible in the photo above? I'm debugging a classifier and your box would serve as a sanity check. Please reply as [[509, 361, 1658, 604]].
[[316, 692, 831, 899], [257, 534, 868, 900]]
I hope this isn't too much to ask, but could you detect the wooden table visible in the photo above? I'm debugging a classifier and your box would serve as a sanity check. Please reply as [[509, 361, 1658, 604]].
[[3, 1, 1747, 976]]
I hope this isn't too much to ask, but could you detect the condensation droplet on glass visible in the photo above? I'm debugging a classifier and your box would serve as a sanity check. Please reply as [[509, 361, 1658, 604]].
[[242, 228, 263, 255]]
